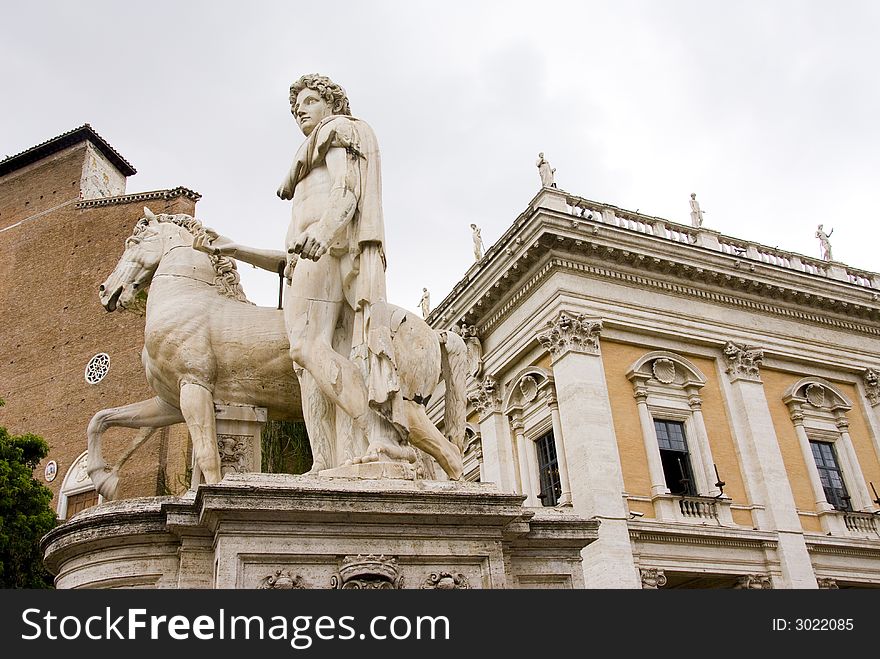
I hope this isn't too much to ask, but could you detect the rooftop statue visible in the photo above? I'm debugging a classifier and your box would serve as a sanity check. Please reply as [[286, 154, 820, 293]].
[[419, 288, 431, 318], [689, 193, 705, 228], [816, 224, 834, 261], [536, 152, 556, 188], [470, 223, 484, 261]]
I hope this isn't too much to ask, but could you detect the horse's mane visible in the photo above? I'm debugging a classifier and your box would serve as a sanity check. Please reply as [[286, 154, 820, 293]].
[[130, 213, 253, 304]]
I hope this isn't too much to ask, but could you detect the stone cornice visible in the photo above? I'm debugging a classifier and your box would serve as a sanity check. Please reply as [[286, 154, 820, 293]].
[[481, 256, 880, 338], [74, 186, 202, 209], [429, 199, 880, 338]]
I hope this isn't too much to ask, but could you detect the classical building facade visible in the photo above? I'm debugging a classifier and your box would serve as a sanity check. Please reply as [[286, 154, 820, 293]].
[[0, 126, 193, 516], [428, 186, 880, 589]]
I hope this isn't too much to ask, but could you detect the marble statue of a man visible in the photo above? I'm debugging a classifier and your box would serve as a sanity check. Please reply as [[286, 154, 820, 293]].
[[816, 224, 834, 261], [418, 288, 430, 318], [689, 193, 705, 228], [536, 152, 556, 188], [470, 223, 484, 261], [194, 74, 404, 471]]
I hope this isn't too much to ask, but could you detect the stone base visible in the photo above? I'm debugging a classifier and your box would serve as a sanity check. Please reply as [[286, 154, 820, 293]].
[[318, 461, 417, 480], [42, 473, 598, 589]]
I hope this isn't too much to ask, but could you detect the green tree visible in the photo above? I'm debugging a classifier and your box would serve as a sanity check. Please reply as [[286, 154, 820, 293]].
[[0, 400, 58, 588]]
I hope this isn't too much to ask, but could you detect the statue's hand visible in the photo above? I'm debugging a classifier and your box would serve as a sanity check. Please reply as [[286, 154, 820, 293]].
[[277, 180, 293, 200], [291, 223, 333, 261], [192, 233, 220, 256]]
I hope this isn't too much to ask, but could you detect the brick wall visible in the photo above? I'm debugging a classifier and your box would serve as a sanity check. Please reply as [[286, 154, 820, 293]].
[[0, 141, 195, 510]]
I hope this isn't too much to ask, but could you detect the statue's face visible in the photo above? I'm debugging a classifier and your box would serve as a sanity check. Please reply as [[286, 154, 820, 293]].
[[293, 88, 333, 136]]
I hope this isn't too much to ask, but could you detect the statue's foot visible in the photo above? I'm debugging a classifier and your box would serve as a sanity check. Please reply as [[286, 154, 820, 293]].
[[347, 440, 416, 465], [89, 466, 119, 501]]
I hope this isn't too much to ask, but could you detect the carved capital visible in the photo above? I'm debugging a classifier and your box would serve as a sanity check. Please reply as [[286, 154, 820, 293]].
[[734, 574, 772, 589], [817, 578, 839, 589], [640, 568, 667, 589], [864, 368, 880, 407], [687, 394, 703, 410], [467, 375, 502, 417], [537, 312, 602, 360], [789, 408, 805, 426], [722, 341, 764, 383], [835, 416, 850, 431], [633, 385, 649, 404]]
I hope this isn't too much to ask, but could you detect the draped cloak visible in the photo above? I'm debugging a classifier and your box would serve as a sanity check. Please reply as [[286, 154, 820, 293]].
[[280, 114, 410, 440]]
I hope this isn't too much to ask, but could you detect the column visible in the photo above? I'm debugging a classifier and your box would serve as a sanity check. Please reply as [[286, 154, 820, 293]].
[[537, 311, 641, 588], [511, 414, 538, 506], [547, 391, 573, 506], [720, 342, 818, 588], [468, 376, 517, 493], [834, 415, 875, 512], [687, 392, 722, 497], [633, 384, 668, 497], [790, 411, 835, 512]]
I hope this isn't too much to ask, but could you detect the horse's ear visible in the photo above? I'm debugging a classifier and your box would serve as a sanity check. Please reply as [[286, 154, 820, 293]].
[[143, 207, 157, 221]]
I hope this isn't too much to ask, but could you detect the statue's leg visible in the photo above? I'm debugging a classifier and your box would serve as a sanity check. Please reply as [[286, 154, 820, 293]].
[[403, 400, 463, 480], [297, 369, 335, 473], [285, 259, 371, 445], [87, 396, 184, 500], [179, 382, 221, 485]]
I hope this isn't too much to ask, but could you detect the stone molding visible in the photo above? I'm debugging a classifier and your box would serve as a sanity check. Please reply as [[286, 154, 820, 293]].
[[639, 568, 667, 589], [74, 186, 201, 209], [536, 311, 602, 361], [722, 342, 764, 383]]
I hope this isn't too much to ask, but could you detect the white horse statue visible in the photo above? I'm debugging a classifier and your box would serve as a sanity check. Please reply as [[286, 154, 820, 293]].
[[88, 208, 467, 499]]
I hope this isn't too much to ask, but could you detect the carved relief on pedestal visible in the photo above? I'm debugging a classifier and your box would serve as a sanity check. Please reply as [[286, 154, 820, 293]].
[[331, 555, 403, 590], [258, 570, 306, 589], [640, 568, 667, 589], [217, 434, 252, 475], [420, 572, 470, 590], [537, 311, 602, 360], [734, 574, 772, 589], [864, 368, 880, 407], [468, 375, 502, 417], [722, 342, 764, 383]]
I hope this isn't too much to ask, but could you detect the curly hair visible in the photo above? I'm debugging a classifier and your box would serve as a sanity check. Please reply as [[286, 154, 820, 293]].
[[289, 73, 352, 116]]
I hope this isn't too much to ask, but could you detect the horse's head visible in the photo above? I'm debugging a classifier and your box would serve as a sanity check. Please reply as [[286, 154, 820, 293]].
[[99, 207, 184, 312]]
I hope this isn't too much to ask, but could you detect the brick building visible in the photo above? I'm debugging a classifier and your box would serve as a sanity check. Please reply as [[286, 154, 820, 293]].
[[0, 125, 194, 517]]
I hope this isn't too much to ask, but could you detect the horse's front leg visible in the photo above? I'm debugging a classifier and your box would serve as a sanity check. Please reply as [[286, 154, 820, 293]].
[[179, 382, 221, 485], [87, 397, 184, 500]]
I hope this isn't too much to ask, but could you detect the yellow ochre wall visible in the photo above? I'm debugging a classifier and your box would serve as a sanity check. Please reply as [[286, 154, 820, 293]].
[[601, 341, 750, 524], [762, 369, 880, 533]]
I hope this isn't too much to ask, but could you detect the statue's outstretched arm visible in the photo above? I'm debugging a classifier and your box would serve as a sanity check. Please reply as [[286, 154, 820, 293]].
[[192, 233, 287, 273]]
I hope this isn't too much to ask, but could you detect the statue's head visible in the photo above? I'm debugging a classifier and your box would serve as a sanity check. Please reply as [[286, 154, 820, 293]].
[[818, 223, 823, 230], [470, 223, 477, 230], [289, 74, 352, 136], [691, 193, 696, 199]]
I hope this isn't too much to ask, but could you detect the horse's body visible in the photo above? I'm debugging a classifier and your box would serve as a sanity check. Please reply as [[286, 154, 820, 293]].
[[88, 210, 466, 500]]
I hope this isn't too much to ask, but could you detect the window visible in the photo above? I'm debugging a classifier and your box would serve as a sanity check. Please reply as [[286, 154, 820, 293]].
[[535, 431, 562, 507], [654, 419, 696, 496], [810, 441, 852, 512]]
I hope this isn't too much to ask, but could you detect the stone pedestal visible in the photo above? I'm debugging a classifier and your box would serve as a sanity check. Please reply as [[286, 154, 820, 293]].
[[42, 474, 598, 589], [192, 404, 266, 487]]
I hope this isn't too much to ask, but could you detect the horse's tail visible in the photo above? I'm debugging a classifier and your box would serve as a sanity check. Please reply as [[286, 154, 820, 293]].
[[438, 330, 468, 452]]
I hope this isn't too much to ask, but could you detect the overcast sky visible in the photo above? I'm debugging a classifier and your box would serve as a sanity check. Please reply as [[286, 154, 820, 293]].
[[3, 1, 878, 309]]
